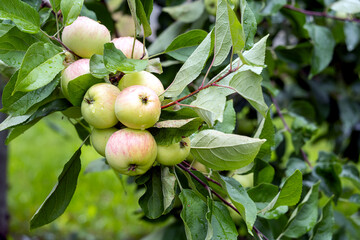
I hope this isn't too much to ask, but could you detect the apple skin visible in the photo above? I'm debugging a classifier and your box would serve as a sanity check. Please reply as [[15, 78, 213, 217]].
[[81, 83, 121, 129], [91, 127, 118, 156], [62, 16, 111, 58], [118, 71, 165, 101], [156, 137, 191, 166], [115, 85, 161, 130], [105, 128, 157, 176], [111, 37, 148, 59], [233, 173, 254, 188], [61, 58, 90, 100]]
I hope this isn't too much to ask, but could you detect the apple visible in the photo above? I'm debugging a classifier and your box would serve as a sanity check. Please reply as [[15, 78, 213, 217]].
[[118, 71, 165, 101], [111, 37, 148, 59], [115, 85, 161, 130], [105, 128, 157, 176], [62, 16, 111, 58], [91, 127, 118, 156], [233, 173, 254, 188], [61, 58, 90, 100], [81, 83, 121, 129], [156, 137, 191, 166], [204, 0, 238, 16]]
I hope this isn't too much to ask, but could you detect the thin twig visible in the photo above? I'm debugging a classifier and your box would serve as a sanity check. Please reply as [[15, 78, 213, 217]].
[[200, 42, 217, 88], [283, 4, 360, 23], [181, 161, 222, 187], [41, 29, 80, 58], [161, 65, 240, 109], [271, 95, 313, 168], [177, 163, 268, 240]]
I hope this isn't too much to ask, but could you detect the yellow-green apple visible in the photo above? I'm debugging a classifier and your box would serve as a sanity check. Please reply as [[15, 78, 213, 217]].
[[233, 173, 254, 188], [156, 137, 191, 166], [111, 36, 148, 59], [118, 71, 165, 101], [81, 83, 120, 129], [62, 16, 111, 58], [91, 127, 118, 156], [61, 58, 90, 100], [105, 128, 157, 176], [115, 85, 161, 129]]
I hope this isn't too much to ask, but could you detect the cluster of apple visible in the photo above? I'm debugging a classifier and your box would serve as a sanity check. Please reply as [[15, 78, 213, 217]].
[[60, 16, 191, 176]]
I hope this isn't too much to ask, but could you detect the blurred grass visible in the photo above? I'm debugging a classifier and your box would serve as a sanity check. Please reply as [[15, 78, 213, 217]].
[[8, 113, 165, 240]]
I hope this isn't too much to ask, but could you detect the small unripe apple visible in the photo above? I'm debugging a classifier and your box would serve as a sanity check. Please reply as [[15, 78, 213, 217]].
[[91, 127, 118, 156], [233, 173, 254, 188], [156, 137, 191, 166], [62, 16, 111, 58], [111, 37, 148, 59], [61, 59, 90, 100], [105, 128, 157, 176], [115, 85, 161, 130], [81, 83, 121, 129], [118, 71, 165, 101]]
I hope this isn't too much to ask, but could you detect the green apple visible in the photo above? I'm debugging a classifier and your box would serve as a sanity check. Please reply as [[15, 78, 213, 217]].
[[91, 127, 118, 156], [204, 0, 217, 16], [81, 83, 121, 129], [62, 16, 111, 58], [115, 85, 161, 130], [118, 71, 165, 101], [105, 128, 157, 176], [233, 173, 254, 188], [156, 137, 191, 166], [61, 58, 90, 100], [111, 36, 148, 59]]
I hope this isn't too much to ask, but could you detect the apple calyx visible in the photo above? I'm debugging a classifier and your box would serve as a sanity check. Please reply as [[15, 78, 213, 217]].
[[128, 164, 137, 171], [84, 97, 94, 104]]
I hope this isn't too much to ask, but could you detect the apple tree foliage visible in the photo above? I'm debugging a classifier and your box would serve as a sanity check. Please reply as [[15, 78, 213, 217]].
[[0, 0, 360, 239]]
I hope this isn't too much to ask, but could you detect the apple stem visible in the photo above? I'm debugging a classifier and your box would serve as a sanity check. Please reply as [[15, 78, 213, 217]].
[[177, 163, 269, 240]]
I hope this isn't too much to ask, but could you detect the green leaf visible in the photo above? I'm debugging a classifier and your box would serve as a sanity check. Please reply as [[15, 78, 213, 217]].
[[61, 0, 84, 26], [135, 0, 152, 37], [151, 117, 203, 145], [49, 0, 61, 13], [179, 189, 209, 240], [127, 0, 142, 36], [253, 110, 275, 160], [229, 70, 268, 116], [161, 167, 176, 214], [190, 129, 266, 170], [90, 54, 110, 79], [247, 183, 278, 210], [0, 25, 49, 69], [0, 23, 13, 37], [146, 58, 163, 74], [221, 176, 257, 234], [227, 3, 245, 55], [344, 21, 360, 51], [241, 1, 257, 50], [209, 201, 238, 239], [14, 42, 64, 93], [164, 31, 213, 98], [262, 170, 302, 212], [282, 182, 320, 238], [313, 152, 342, 202], [103, 43, 148, 74], [310, 197, 334, 240], [30, 147, 82, 229], [340, 164, 360, 190], [261, 0, 286, 16], [214, 0, 232, 66], [67, 74, 105, 106], [0, 113, 33, 132], [214, 100, 236, 133], [304, 23, 335, 77], [254, 159, 274, 185], [84, 158, 110, 174], [165, 30, 208, 53], [160, 107, 200, 120], [0, 0, 40, 33], [330, 0, 360, 14], [138, 167, 164, 219], [163, 1, 204, 23], [191, 87, 227, 127], [2, 72, 60, 116]]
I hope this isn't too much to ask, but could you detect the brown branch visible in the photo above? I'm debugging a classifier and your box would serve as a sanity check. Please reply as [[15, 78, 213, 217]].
[[162, 66, 240, 109], [181, 161, 222, 187], [283, 4, 360, 23], [177, 163, 268, 240]]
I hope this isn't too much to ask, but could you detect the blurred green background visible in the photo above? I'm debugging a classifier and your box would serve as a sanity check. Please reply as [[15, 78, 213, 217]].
[[7, 113, 165, 240]]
